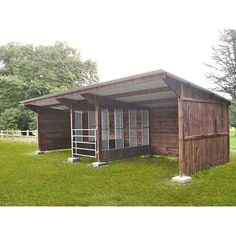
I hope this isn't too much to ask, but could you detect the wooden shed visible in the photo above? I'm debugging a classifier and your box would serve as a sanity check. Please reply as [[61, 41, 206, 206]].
[[22, 70, 230, 177]]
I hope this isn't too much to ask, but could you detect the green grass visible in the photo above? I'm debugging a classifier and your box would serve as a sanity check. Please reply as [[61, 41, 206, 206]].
[[230, 128, 236, 151], [0, 131, 236, 206], [0, 135, 37, 143]]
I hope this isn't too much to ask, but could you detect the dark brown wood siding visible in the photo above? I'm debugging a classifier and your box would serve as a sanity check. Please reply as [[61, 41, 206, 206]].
[[150, 107, 178, 155], [180, 83, 230, 175], [101, 145, 150, 161], [38, 108, 71, 151], [183, 83, 225, 101], [123, 110, 129, 147]]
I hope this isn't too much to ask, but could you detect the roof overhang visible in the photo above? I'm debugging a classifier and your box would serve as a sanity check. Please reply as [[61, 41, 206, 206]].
[[21, 69, 231, 111]]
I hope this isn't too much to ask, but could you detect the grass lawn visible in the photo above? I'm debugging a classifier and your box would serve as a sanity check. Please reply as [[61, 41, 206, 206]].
[[230, 128, 236, 150], [0, 131, 236, 206], [0, 135, 37, 143]]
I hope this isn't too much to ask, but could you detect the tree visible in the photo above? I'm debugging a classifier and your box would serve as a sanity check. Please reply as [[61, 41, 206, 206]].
[[0, 41, 99, 97], [206, 30, 236, 98], [0, 41, 99, 130], [0, 76, 27, 113], [0, 107, 36, 130], [230, 99, 236, 135]]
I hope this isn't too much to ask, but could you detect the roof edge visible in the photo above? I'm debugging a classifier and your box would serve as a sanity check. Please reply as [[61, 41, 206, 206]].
[[164, 71, 231, 103], [21, 69, 231, 105], [21, 69, 165, 104]]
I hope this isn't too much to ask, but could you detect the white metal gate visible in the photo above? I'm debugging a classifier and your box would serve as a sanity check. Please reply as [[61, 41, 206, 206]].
[[72, 128, 97, 158]]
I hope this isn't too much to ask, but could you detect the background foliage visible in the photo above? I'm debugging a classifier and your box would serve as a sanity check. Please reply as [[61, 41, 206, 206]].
[[0, 41, 99, 130], [206, 29, 236, 132]]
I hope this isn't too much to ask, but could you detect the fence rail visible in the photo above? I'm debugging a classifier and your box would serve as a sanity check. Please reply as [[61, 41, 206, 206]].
[[0, 130, 38, 143]]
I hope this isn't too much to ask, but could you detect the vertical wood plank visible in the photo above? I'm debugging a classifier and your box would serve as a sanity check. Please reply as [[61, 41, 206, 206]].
[[96, 104, 102, 162], [148, 109, 151, 150], [37, 107, 42, 151], [37, 108, 71, 151], [149, 107, 178, 155], [182, 83, 230, 175]]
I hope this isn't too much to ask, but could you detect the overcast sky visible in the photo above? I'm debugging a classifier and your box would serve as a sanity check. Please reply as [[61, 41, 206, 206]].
[[1, 0, 235, 90]]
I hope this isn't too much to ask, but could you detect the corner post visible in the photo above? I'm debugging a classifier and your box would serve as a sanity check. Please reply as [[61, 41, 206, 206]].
[[36, 107, 45, 155], [178, 82, 185, 176], [172, 82, 192, 183], [70, 103, 74, 158], [226, 104, 230, 163]]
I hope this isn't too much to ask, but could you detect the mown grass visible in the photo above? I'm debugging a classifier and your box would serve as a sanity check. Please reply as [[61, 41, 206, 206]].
[[230, 128, 236, 151], [0, 130, 236, 206]]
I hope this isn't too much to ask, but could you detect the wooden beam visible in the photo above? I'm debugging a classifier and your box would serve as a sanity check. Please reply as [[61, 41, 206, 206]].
[[107, 86, 171, 99], [81, 93, 146, 110], [41, 103, 70, 111], [131, 98, 177, 105], [163, 76, 180, 97], [95, 104, 102, 162], [57, 98, 95, 111], [56, 98, 74, 108], [182, 97, 230, 105], [184, 132, 228, 140], [24, 104, 40, 112], [42, 103, 63, 108], [25, 102, 70, 111]]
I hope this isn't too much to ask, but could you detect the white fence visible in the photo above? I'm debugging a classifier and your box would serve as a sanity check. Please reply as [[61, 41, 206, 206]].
[[0, 130, 38, 143]]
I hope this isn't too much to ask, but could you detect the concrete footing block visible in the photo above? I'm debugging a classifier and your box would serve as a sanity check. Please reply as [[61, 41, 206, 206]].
[[36, 151, 45, 155], [67, 157, 80, 163], [91, 161, 106, 167], [172, 175, 192, 184]]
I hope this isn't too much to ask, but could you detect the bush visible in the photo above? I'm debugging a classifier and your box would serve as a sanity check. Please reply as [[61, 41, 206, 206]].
[[0, 107, 36, 130]]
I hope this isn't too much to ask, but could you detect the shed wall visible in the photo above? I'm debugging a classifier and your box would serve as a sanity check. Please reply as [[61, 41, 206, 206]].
[[181, 84, 230, 175], [150, 107, 179, 155], [101, 145, 151, 161], [38, 108, 71, 151]]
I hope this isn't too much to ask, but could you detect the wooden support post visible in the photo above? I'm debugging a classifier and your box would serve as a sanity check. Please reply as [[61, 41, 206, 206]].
[[172, 82, 192, 183], [35, 108, 45, 155], [96, 103, 102, 162], [148, 109, 151, 150], [178, 82, 185, 176], [70, 104, 74, 158], [226, 104, 230, 162], [67, 103, 80, 163]]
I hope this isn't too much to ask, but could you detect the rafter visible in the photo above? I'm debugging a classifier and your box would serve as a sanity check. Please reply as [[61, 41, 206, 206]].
[[56, 98, 95, 111], [131, 98, 177, 105], [81, 93, 146, 110], [106, 86, 171, 99], [163, 76, 180, 97], [24, 104, 40, 112]]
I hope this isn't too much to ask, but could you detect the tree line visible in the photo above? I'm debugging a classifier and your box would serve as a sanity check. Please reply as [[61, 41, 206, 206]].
[[206, 29, 236, 133], [0, 41, 98, 130], [1, 31, 236, 131]]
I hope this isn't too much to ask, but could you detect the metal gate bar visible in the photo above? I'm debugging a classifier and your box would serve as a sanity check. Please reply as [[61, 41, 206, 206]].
[[72, 128, 96, 158]]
